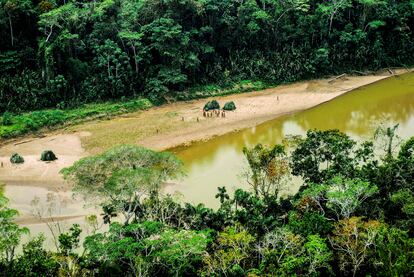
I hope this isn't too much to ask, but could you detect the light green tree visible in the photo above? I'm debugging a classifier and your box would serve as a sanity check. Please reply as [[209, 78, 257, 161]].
[[62, 145, 184, 224], [305, 235, 333, 275], [202, 226, 255, 276], [325, 177, 378, 219], [145, 228, 212, 276]]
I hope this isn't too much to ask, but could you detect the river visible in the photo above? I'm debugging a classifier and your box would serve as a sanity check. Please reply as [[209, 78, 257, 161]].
[[169, 72, 414, 207]]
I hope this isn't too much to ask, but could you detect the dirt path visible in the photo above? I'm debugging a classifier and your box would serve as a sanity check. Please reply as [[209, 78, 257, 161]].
[[0, 69, 411, 188]]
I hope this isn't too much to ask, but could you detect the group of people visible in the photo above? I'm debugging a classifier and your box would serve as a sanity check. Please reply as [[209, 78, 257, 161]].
[[203, 109, 226, 118]]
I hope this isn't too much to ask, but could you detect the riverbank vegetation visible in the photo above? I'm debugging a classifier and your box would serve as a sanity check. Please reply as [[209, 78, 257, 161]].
[[1, 128, 414, 276], [0, 80, 265, 140], [1, 0, 413, 115], [0, 98, 152, 139]]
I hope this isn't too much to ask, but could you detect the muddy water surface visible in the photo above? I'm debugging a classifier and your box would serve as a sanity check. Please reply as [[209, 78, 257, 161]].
[[171, 73, 414, 207]]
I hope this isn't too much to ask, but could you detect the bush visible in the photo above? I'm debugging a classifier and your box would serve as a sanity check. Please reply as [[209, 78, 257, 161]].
[[10, 236, 59, 276], [40, 150, 57, 162], [10, 153, 24, 164], [204, 100, 220, 111], [2, 112, 13, 126], [223, 101, 236, 111]]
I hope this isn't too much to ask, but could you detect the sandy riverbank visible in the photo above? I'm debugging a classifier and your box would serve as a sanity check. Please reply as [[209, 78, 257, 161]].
[[0, 68, 411, 189], [72, 68, 412, 153]]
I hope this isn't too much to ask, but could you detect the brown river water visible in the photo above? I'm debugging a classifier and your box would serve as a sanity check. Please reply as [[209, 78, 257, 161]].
[[170, 72, 414, 207]]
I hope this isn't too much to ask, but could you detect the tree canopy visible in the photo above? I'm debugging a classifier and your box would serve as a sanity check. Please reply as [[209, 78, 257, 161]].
[[1, 0, 413, 113], [2, 130, 414, 275]]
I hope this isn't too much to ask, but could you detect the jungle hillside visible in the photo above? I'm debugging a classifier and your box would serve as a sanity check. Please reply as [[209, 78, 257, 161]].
[[1, 0, 414, 113]]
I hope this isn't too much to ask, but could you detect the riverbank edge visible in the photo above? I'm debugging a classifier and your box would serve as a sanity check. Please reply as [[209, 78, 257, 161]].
[[147, 68, 414, 152], [0, 80, 269, 145]]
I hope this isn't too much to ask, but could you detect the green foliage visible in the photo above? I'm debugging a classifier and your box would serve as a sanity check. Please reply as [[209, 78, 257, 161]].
[[325, 177, 378, 219], [2, 130, 414, 276], [62, 145, 184, 224], [181, 80, 268, 101], [0, 0, 413, 113], [291, 130, 365, 183], [258, 228, 333, 275], [391, 189, 414, 216], [304, 235, 333, 275], [243, 144, 290, 198], [202, 226, 255, 276], [223, 101, 236, 111], [297, 176, 378, 221], [203, 100, 220, 111], [0, 98, 152, 139], [40, 150, 57, 162], [258, 228, 307, 275], [10, 236, 59, 277], [288, 211, 333, 237], [1, 112, 12, 126], [84, 221, 210, 276], [92, 39, 133, 99], [0, 186, 29, 264], [58, 224, 82, 256], [9, 153, 24, 164], [145, 229, 212, 276], [373, 226, 414, 276]]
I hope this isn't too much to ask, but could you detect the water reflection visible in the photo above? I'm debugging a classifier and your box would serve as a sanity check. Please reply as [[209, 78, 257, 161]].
[[172, 73, 414, 207]]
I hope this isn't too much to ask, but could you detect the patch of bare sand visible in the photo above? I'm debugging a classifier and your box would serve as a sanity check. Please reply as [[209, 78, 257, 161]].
[[0, 133, 88, 189]]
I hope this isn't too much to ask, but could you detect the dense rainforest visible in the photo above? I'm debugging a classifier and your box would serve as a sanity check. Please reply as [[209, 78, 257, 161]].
[[1, 0, 414, 113], [1, 128, 414, 276]]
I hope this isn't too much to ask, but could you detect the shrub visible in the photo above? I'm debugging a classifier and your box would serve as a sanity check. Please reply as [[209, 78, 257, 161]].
[[10, 235, 59, 276], [40, 150, 57, 162], [2, 112, 13, 126], [223, 101, 236, 111], [10, 153, 24, 164], [204, 100, 220, 111]]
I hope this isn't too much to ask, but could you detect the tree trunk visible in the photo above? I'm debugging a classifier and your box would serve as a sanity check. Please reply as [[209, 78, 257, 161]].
[[132, 45, 139, 74], [8, 14, 14, 47], [329, 13, 335, 35]]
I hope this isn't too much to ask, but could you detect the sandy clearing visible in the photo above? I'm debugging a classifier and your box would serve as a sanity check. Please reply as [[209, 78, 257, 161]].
[[0, 133, 89, 189]]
